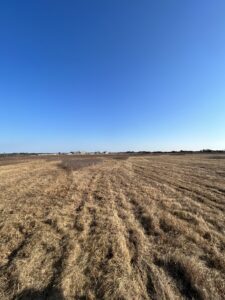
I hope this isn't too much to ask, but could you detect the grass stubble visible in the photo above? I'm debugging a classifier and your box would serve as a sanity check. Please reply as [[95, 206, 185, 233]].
[[0, 154, 224, 299]]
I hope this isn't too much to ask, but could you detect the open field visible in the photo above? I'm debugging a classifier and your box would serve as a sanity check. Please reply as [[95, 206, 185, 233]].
[[0, 154, 225, 299]]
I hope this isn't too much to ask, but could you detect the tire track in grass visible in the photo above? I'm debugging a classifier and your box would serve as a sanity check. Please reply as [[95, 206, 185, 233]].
[[110, 159, 225, 299], [133, 162, 225, 212], [73, 170, 141, 299], [108, 163, 176, 300]]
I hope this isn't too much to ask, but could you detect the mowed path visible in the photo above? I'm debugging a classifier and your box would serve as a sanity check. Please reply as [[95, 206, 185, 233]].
[[0, 155, 225, 299]]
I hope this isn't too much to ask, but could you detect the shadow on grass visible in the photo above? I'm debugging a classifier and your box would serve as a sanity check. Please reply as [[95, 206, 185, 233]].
[[15, 287, 65, 300]]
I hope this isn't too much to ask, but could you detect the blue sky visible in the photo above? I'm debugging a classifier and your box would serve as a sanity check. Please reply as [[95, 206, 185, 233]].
[[0, 1, 225, 152]]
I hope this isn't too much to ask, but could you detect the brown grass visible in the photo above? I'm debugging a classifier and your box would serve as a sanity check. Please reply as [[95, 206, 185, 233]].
[[59, 157, 102, 171], [0, 154, 224, 299]]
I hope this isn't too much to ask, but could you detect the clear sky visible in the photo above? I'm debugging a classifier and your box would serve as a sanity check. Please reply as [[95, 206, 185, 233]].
[[0, 1, 225, 152]]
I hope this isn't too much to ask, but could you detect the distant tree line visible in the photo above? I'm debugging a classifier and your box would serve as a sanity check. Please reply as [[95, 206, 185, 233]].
[[0, 149, 225, 157], [124, 149, 225, 155], [0, 152, 45, 156]]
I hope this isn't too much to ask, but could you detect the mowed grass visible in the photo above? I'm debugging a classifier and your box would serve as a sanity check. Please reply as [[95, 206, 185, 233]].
[[0, 154, 224, 299]]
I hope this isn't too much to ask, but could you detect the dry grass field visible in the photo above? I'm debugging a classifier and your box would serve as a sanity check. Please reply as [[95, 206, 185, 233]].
[[0, 154, 225, 299]]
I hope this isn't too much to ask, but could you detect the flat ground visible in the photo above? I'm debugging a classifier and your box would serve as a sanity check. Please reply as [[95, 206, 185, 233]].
[[0, 155, 225, 299]]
